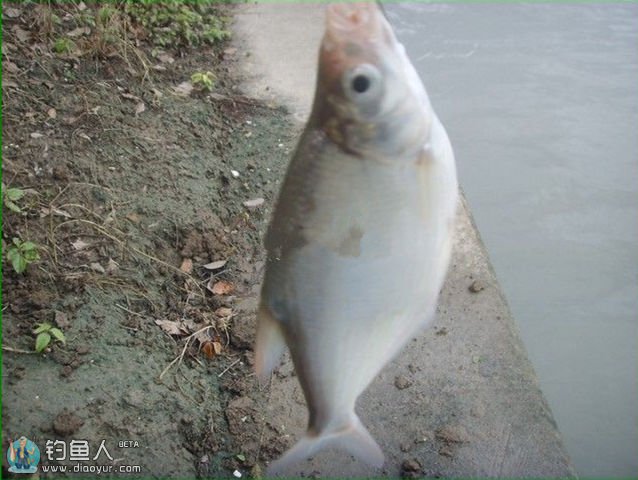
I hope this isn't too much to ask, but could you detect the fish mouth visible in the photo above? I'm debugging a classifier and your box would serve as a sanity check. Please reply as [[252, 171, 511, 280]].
[[326, 3, 382, 39], [321, 3, 387, 80]]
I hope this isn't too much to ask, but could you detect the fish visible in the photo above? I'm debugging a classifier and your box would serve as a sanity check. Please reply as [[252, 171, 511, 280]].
[[255, 2, 458, 474]]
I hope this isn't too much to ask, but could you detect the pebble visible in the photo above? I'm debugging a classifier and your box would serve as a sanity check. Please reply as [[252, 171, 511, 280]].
[[401, 459, 423, 478], [394, 375, 413, 390], [469, 279, 486, 293]]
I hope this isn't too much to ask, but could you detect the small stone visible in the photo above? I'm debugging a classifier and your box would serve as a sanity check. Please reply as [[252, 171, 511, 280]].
[[52, 410, 84, 436], [435, 425, 470, 444], [75, 345, 90, 355], [400, 441, 412, 452], [394, 375, 413, 390], [469, 279, 486, 293], [401, 459, 422, 478]]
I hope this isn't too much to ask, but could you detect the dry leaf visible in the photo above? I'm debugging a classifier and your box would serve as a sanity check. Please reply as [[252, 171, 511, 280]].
[[121, 92, 140, 101], [201, 342, 215, 359], [155, 319, 187, 336], [77, 1, 87, 11], [90, 262, 105, 274], [2, 79, 18, 89], [30, 132, 44, 139], [194, 329, 212, 345], [157, 53, 174, 64], [243, 198, 264, 208], [203, 259, 227, 270], [52, 207, 71, 218], [40, 207, 72, 218], [54, 311, 71, 329], [13, 26, 30, 43], [4, 7, 22, 18], [67, 26, 90, 37], [47, 108, 57, 119], [4, 61, 19, 74], [135, 102, 146, 115], [2, 42, 16, 55], [214, 307, 232, 317], [106, 258, 119, 274], [207, 279, 234, 295], [71, 239, 89, 251], [180, 258, 193, 274], [125, 212, 140, 224], [174, 81, 193, 97]]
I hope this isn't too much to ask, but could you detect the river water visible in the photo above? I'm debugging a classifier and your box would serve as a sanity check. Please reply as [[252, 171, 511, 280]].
[[386, 3, 638, 476]]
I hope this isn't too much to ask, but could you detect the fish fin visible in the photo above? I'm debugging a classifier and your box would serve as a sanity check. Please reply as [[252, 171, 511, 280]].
[[267, 414, 384, 475], [254, 304, 286, 383]]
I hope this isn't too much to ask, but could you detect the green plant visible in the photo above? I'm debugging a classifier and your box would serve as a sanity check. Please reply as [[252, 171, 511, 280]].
[[123, 1, 229, 48], [53, 37, 75, 54], [33, 323, 66, 353], [191, 71, 215, 91], [2, 184, 25, 213], [6, 238, 40, 274]]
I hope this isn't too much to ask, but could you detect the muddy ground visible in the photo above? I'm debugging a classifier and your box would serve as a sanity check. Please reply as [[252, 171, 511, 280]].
[[2, 3, 296, 477]]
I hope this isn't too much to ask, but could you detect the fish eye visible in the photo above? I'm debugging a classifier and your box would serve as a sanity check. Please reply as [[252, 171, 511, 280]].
[[343, 64, 383, 104], [352, 74, 370, 94]]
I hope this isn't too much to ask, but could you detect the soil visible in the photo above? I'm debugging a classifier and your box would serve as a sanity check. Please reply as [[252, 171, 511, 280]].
[[2, 3, 295, 477]]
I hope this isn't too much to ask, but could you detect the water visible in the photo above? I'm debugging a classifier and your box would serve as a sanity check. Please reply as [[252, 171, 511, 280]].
[[386, 3, 638, 477]]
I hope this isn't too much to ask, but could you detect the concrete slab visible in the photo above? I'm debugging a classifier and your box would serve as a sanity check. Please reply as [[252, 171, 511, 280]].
[[233, 4, 576, 477]]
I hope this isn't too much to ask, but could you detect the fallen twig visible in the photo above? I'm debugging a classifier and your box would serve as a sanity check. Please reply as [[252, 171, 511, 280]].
[[217, 357, 241, 378], [159, 325, 213, 381], [2, 346, 35, 354]]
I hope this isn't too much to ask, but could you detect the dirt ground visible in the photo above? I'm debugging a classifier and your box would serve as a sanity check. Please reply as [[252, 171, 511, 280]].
[[2, 3, 296, 477]]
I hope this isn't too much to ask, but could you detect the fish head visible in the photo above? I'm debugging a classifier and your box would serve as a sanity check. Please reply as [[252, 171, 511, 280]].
[[313, 2, 433, 159]]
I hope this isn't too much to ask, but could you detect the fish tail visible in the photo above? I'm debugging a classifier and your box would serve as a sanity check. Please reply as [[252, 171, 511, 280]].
[[267, 414, 384, 475]]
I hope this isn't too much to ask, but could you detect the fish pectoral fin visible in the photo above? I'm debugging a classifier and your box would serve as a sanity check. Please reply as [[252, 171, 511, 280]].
[[254, 304, 286, 384], [266, 415, 384, 475]]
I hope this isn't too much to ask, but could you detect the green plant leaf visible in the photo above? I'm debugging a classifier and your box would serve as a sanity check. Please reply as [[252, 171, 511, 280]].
[[6, 188, 24, 201], [11, 253, 27, 274], [236, 454, 245, 462], [35, 332, 51, 352], [33, 323, 52, 334], [21, 241, 37, 252], [4, 200, 22, 213], [23, 249, 40, 262], [50, 328, 66, 344], [6, 246, 20, 262], [12, 237, 22, 247]]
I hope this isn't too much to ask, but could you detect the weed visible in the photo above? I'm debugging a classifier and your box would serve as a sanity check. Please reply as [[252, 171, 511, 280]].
[[6, 238, 40, 274], [123, 1, 230, 48], [191, 71, 216, 91], [33, 323, 66, 353], [2, 184, 25, 213], [53, 37, 75, 55]]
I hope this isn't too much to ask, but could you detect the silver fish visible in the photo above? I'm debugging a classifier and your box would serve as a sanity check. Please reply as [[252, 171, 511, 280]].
[[255, 2, 458, 473]]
